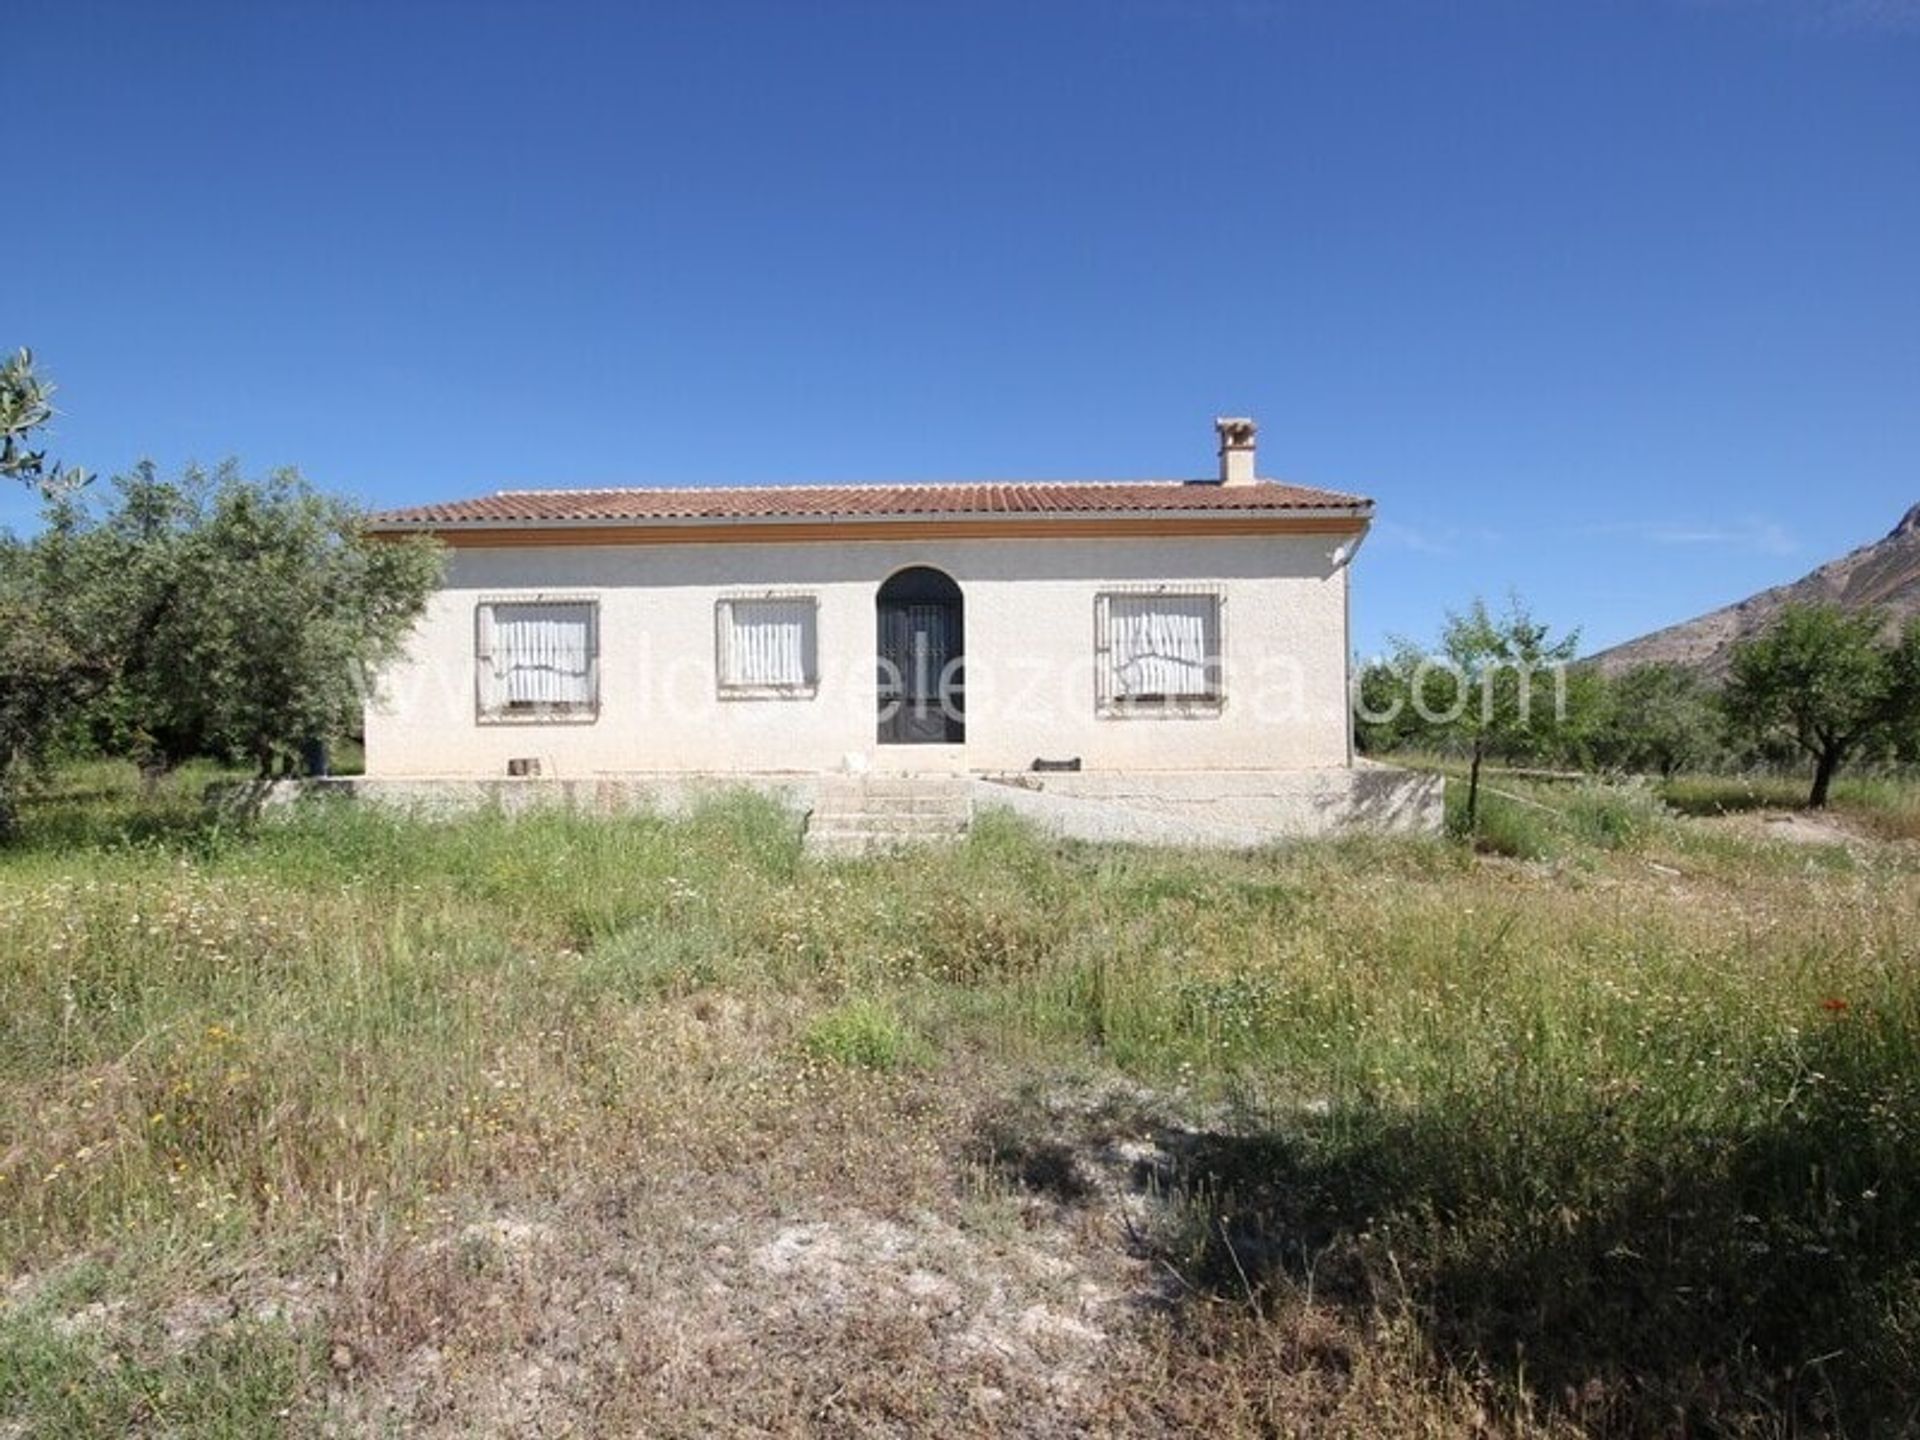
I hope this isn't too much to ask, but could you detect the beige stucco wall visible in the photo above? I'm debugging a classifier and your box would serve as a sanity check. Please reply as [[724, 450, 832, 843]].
[[362, 532, 1357, 777]]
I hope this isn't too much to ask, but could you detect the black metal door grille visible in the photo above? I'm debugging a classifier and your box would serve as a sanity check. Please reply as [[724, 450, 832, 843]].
[[877, 601, 965, 744]]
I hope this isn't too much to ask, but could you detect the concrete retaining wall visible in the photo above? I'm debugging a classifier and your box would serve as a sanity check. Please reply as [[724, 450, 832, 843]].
[[221, 774, 819, 822], [223, 763, 1441, 848]]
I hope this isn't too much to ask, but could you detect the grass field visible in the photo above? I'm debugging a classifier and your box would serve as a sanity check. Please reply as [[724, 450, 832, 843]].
[[2, 764, 1917, 1436]]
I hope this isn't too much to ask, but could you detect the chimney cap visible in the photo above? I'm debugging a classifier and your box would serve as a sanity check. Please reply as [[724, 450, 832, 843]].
[[1214, 416, 1258, 485]]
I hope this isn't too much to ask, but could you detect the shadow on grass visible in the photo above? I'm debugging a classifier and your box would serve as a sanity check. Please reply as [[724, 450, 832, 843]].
[[1658, 775, 1811, 818], [971, 1113, 1095, 1206], [1659, 773, 1920, 844], [975, 1044, 1920, 1434]]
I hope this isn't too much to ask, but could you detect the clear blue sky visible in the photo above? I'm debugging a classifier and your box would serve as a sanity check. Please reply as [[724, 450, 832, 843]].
[[12, 0, 1918, 655]]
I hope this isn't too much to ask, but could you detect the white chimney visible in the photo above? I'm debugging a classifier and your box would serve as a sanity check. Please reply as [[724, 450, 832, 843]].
[[1215, 416, 1257, 486]]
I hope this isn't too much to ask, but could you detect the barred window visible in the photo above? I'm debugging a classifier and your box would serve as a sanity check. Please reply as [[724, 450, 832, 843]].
[[717, 596, 819, 695], [1095, 590, 1223, 710], [476, 599, 598, 720]]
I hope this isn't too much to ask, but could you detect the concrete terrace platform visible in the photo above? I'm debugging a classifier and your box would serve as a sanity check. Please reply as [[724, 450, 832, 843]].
[[235, 763, 1442, 851]]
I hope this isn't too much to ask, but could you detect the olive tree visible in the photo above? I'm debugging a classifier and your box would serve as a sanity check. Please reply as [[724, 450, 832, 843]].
[[0, 350, 101, 830], [0, 349, 90, 494], [0, 547, 106, 833], [69, 463, 445, 777], [0, 463, 441, 833]]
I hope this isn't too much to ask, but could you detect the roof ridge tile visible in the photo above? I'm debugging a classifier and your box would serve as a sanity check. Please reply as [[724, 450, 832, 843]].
[[492, 478, 1221, 497], [369, 477, 1373, 527]]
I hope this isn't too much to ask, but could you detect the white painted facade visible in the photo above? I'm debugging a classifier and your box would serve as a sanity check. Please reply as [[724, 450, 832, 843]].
[[362, 531, 1360, 779]]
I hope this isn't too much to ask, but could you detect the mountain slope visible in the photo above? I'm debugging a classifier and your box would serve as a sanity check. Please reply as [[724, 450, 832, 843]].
[[1589, 503, 1920, 676]]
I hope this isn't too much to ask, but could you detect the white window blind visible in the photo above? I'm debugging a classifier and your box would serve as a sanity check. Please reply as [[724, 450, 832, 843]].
[[477, 601, 597, 716], [718, 597, 818, 691], [1100, 592, 1221, 703]]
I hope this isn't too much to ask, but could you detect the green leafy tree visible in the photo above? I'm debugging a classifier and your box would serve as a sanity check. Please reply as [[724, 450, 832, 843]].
[[0, 463, 442, 833], [1723, 603, 1920, 808], [1443, 598, 1588, 830], [1894, 623, 1920, 764], [0, 546, 110, 833], [0, 352, 105, 831], [1353, 655, 1427, 755], [78, 463, 445, 777], [0, 349, 90, 494], [1363, 598, 1586, 832], [1594, 662, 1723, 778]]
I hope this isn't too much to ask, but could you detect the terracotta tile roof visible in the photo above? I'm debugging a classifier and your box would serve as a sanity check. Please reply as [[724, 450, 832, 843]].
[[371, 478, 1372, 527]]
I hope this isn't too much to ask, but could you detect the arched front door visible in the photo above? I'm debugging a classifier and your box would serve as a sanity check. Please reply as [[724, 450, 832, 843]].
[[876, 566, 965, 744]]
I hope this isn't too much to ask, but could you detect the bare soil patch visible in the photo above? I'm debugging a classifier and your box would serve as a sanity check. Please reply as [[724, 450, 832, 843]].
[[1695, 807, 1869, 848], [310, 1068, 1174, 1436]]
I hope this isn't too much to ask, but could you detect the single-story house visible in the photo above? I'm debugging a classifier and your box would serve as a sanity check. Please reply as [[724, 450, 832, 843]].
[[360, 419, 1440, 844]]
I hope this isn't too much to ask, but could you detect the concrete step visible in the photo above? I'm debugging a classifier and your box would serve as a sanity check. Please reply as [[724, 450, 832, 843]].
[[815, 781, 970, 803], [810, 796, 971, 819], [804, 776, 974, 855], [809, 813, 970, 836]]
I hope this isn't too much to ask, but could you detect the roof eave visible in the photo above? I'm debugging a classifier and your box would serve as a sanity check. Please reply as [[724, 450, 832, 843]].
[[368, 503, 1375, 533]]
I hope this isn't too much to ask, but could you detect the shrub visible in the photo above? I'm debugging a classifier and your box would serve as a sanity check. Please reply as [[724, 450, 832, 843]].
[[1448, 785, 1555, 860], [801, 997, 929, 1071], [1561, 781, 1672, 850]]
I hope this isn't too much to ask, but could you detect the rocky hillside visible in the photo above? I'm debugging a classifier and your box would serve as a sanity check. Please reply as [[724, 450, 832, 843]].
[[1589, 503, 1920, 676]]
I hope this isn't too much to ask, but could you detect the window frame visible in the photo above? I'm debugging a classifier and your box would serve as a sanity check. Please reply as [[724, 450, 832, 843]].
[[714, 591, 822, 700], [473, 594, 602, 725], [1093, 584, 1227, 718]]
